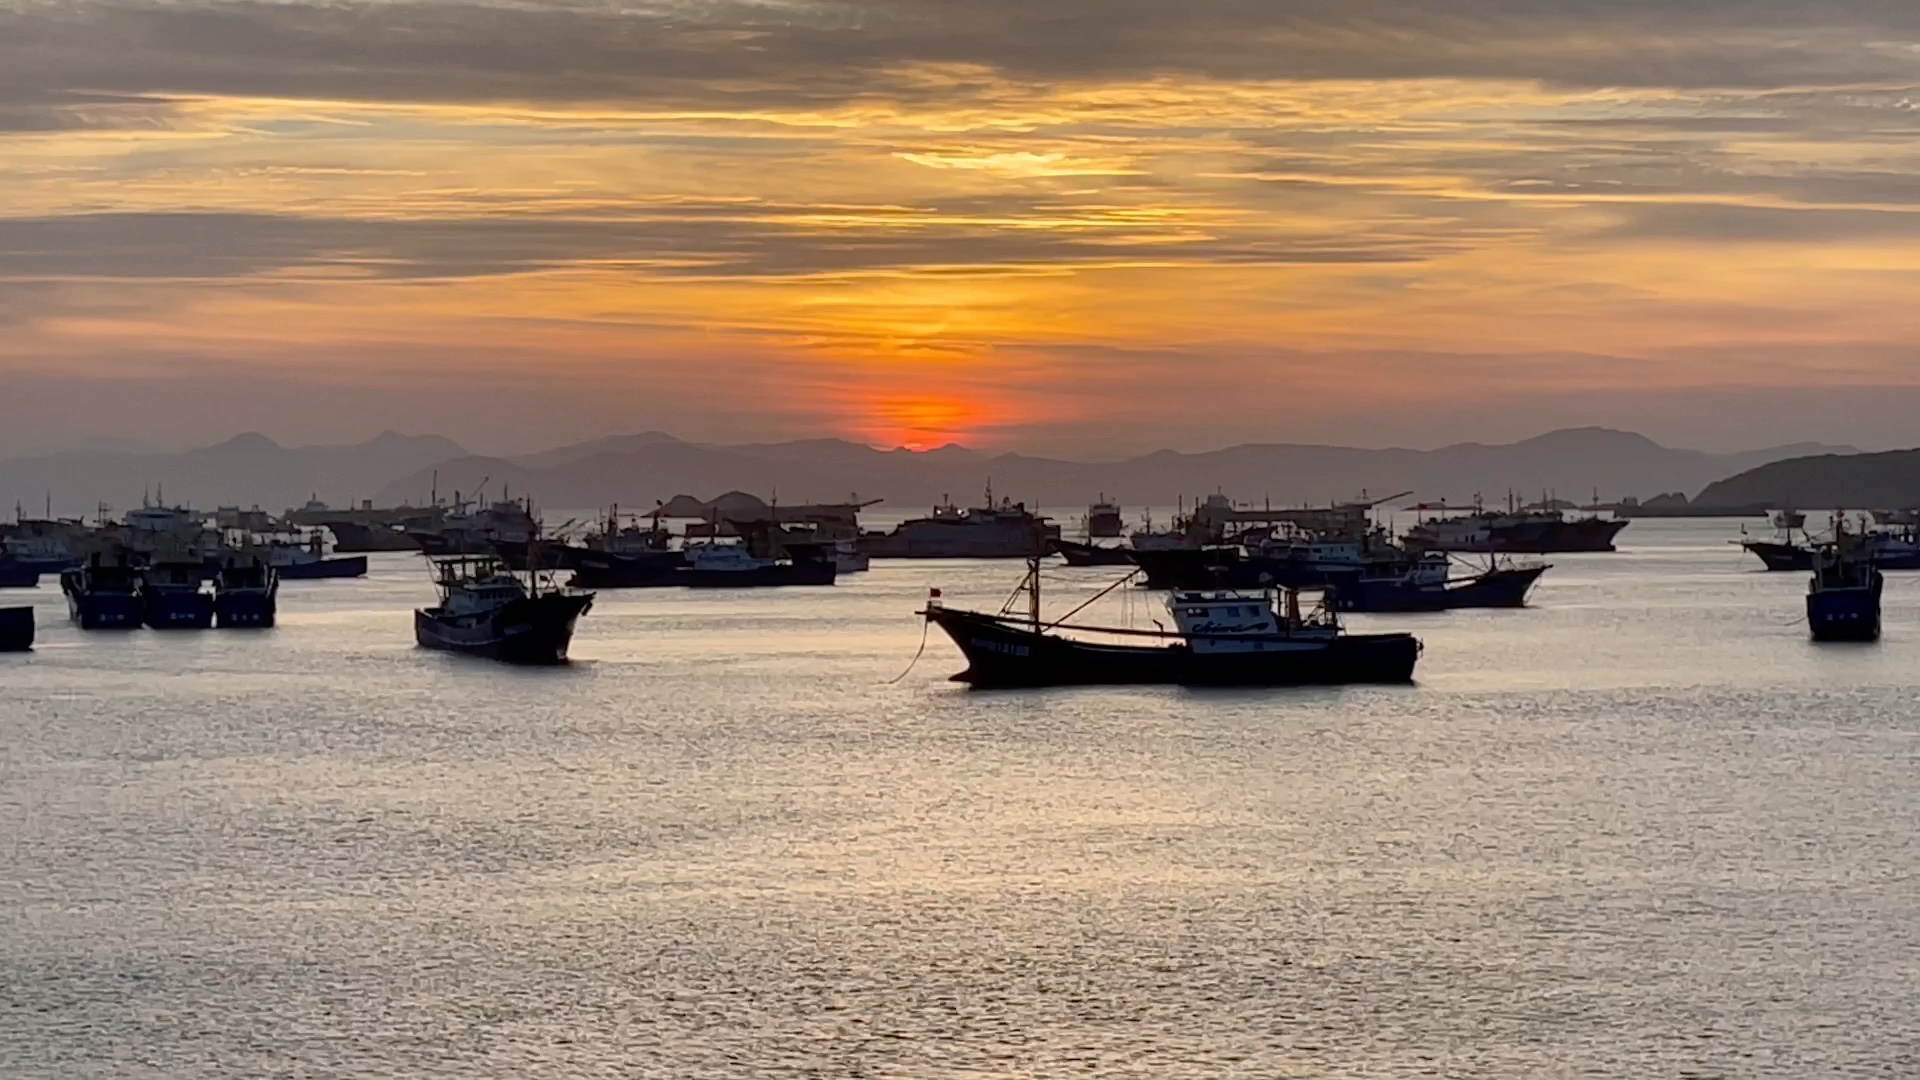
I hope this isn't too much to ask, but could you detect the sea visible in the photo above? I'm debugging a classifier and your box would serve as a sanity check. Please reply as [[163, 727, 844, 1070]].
[[3, 517, 1918, 1078]]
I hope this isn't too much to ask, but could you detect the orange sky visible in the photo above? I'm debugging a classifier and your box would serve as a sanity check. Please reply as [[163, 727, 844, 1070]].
[[6, 1, 1920, 454]]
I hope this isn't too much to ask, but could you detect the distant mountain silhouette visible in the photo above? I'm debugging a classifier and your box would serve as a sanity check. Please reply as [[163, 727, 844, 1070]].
[[370, 427, 1856, 513], [0, 426, 1858, 520], [0, 431, 467, 517], [1695, 448, 1920, 509]]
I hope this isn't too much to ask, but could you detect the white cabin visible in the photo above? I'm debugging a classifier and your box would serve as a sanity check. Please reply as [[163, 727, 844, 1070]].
[[1165, 590, 1337, 653], [684, 541, 772, 572]]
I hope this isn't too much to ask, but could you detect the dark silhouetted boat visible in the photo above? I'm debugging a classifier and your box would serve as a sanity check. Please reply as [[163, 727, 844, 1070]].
[[1332, 556, 1548, 613], [568, 549, 688, 589], [859, 488, 1060, 559], [1742, 515, 1920, 572], [61, 552, 143, 629], [322, 519, 421, 552], [920, 561, 1420, 689], [141, 558, 215, 629], [0, 562, 39, 588], [261, 534, 368, 580], [1807, 539, 1881, 642], [0, 606, 32, 651], [213, 556, 278, 628], [1050, 538, 1136, 567], [1404, 504, 1628, 553], [1087, 497, 1123, 538], [415, 555, 593, 664]]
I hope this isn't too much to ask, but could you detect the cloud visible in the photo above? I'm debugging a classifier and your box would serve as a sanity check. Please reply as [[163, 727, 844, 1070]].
[[4, 0, 1920, 125]]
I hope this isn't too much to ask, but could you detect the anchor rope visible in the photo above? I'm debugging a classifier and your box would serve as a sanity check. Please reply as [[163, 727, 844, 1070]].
[[887, 614, 933, 684]]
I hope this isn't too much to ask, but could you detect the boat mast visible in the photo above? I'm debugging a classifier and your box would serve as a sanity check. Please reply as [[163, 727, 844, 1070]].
[[1027, 555, 1041, 631]]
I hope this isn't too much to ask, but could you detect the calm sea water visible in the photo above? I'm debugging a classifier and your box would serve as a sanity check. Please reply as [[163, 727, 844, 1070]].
[[4, 519, 1918, 1077]]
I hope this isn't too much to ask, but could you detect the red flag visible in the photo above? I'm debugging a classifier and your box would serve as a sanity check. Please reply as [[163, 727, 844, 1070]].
[[929, 587, 942, 598]]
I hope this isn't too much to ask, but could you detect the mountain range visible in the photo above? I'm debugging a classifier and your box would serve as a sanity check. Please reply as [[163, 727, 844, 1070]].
[[0, 428, 1861, 520]]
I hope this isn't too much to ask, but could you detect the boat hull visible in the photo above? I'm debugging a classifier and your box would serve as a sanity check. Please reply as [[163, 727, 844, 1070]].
[[686, 561, 837, 588], [1334, 566, 1547, 613], [60, 567, 144, 629], [214, 590, 277, 628], [1747, 540, 1920, 573], [414, 592, 593, 664], [1416, 518, 1628, 554], [62, 579, 143, 628], [144, 588, 215, 630], [0, 605, 32, 651], [324, 521, 421, 552], [568, 552, 690, 589], [0, 563, 40, 589], [274, 556, 368, 580], [927, 607, 1420, 689], [1050, 539, 1137, 567], [1745, 541, 1812, 572], [1808, 580, 1881, 642]]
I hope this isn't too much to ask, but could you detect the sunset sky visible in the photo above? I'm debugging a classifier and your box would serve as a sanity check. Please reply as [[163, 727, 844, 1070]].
[[6, 0, 1920, 456]]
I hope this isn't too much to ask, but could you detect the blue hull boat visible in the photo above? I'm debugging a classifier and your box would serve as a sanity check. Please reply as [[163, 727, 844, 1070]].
[[142, 562, 215, 629], [1808, 543, 1882, 642], [213, 559, 278, 628], [61, 557, 144, 629]]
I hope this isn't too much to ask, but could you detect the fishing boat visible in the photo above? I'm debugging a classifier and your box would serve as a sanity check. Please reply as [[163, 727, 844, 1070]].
[[1741, 516, 1920, 572], [0, 563, 39, 588], [322, 519, 422, 552], [140, 558, 215, 629], [0, 606, 31, 651], [1807, 541, 1881, 642], [1331, 555, 1548, 613], [414, 555, 594, 664], [254, 533, 367, 580], [683, 541, 837, 588], [60, 551, 143, 629], [919, 561, 1421, 689], [212, 556, 278, 628], [0, 517, 89, 574]]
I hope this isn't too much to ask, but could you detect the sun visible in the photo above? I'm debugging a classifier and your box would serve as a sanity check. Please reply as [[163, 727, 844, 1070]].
[[857, 394, 984, 449]]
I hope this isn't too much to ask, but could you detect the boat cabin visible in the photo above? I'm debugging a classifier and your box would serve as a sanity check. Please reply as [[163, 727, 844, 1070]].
[[1166, 589, 1337, 652], [430, 557, 530, 615]]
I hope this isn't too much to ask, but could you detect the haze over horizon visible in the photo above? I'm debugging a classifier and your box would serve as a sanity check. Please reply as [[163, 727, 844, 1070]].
[[9, 1, 1920, 456]]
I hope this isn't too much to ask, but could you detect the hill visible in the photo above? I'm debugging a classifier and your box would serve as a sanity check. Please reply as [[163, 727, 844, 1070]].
[[1694, 448, 1920, 509]]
